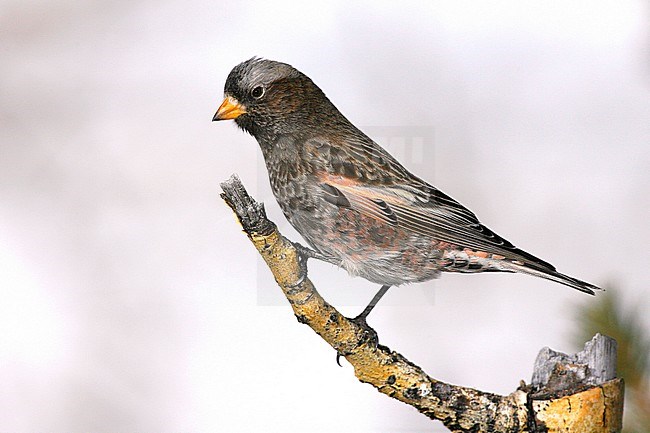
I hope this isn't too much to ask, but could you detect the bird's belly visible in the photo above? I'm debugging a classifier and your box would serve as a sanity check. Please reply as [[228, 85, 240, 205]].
[[290, 206, 446, 286]]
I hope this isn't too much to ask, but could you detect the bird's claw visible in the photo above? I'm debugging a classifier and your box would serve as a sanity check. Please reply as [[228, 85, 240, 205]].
[[333, 315, 378, 367], [336, 351, 345, 367], [350, 314, 379, 348], [286, 251, 309, 288]]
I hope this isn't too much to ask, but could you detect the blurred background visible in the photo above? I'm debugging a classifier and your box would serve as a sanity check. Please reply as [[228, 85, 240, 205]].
[[1, 1, 648, 432]]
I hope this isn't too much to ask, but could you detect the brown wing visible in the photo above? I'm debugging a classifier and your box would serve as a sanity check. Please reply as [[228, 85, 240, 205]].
[[306, 134, 556, 271]]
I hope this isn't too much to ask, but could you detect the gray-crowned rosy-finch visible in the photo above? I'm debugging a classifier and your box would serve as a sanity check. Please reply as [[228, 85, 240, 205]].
[[213, 58, 602, 318]]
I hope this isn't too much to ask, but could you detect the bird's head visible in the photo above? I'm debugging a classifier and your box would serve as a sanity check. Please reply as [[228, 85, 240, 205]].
[[213, 58, 336, 141]]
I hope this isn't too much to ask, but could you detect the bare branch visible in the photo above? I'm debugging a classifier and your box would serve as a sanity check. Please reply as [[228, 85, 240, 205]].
[[220, 174, 623, 433]]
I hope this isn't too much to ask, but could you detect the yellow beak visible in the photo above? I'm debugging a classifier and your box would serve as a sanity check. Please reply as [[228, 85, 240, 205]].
[[213, 96, 247, 121]]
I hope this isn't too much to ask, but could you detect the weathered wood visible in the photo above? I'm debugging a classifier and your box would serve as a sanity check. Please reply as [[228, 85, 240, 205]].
[[531, 333, 617, 391], [526, 334, 623, 432], [529, 379, 624, 433], [220, 174, 624, 433]]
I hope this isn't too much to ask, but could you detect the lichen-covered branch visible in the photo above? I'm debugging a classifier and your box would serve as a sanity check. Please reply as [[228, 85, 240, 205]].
[[220, 174, 623, 433]]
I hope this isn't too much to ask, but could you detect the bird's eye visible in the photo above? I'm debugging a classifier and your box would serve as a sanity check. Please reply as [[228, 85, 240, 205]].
[[251, 86, 265, 99]]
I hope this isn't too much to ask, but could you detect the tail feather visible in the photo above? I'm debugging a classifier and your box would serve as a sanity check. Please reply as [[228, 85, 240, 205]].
[[507, 262, 603, 295]]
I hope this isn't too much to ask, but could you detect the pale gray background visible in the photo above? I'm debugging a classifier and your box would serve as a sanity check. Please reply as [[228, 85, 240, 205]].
[[1, 1, 648, 432]]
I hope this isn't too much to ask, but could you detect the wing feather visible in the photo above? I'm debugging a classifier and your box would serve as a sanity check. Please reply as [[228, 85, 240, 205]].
[[332, 181, 554, 269], [307, 133, 555, 270], [313, 132, 555, 270]]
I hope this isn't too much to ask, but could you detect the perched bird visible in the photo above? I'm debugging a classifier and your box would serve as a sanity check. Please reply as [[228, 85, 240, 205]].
[[213, 58, 602, 319]]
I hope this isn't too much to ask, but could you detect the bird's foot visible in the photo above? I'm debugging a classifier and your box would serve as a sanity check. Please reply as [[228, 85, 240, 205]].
[[335, 314, 379, 367], [291, 241, 329, 261], [288, 242, 333, 287], [286, 251, 309, 288], [286, 242, 313, 287], [350, 314, 379, 347]]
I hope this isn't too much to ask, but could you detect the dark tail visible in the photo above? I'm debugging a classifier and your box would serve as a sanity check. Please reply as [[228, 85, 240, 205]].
[[507, 262, 603, 295]]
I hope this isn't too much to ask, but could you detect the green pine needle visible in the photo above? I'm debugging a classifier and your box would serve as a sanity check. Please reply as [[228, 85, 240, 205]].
[[574, 286, 650, 433]]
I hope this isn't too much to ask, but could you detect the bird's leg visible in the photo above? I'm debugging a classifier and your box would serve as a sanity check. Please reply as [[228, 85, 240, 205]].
[[354, 284, 392, 323], [336, 285, 391, 366], [292, 241, 390, 365]]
